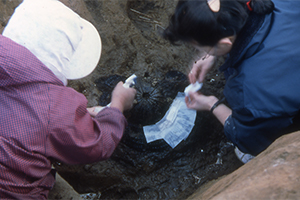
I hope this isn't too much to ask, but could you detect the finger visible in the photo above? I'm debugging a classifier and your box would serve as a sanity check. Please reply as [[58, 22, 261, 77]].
[[87, 107, 94, 113], [118, 81, 124, 87], [188, 91, 196, 99], [185, 96, 191, 107], [130, 87, 137, 93], [87, 107, 97, 117], [199, 72, 206, 83], [189, 71, 196, 84], [127, 88, 137, 99], [130, 102, 134, 109]]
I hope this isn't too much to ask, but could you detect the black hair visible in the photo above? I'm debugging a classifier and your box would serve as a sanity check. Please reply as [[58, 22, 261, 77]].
[[163, 0, 274, 46]]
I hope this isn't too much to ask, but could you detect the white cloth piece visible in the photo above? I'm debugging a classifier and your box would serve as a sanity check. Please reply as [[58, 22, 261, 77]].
[[184, 81, 203, 96], [143, 92, 197, 148]]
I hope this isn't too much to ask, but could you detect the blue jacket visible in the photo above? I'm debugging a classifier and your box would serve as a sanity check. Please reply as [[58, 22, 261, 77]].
[[220, 0, 300, 155]]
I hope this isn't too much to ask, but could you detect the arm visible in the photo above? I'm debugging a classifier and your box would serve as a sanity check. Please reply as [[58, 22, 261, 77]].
[[185, 91, 293, 156], [185, 92, 232, 125], [189, 55, 216, 83], [87, 81, 136, 116], [110, 81, 136, 112], [45, 85, 131, 165], [212, 102, 232, 125]]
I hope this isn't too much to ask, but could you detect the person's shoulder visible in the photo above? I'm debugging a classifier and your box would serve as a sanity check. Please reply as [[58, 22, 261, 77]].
[[0, 34, 38, 64]]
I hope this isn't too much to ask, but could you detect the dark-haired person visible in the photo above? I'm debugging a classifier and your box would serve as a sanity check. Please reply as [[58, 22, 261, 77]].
[[164, 0, 300, 163]]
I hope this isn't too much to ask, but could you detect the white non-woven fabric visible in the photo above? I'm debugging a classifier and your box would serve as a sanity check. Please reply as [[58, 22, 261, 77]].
[[3, 0, 102, 85]]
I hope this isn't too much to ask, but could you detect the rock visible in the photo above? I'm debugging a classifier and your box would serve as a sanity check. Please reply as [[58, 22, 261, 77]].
[[60, 0, 94, 23], [0, 0, 22, 33], [48, 173, 83, 200], [188, 131, 300, 200]]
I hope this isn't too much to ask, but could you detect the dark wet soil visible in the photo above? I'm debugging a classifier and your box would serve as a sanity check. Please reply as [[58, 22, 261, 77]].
[[56, 61, 241, 199], [1, 0, 243, 199], [54, 110, 243, 199], [55, 55, 243, 199]]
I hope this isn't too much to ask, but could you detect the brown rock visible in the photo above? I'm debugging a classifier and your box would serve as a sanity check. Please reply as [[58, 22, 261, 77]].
[[48, 173, 83, 200], [59, 0, 94, 23], [188, 131, 300, 200], [0, 0, 22, 33]]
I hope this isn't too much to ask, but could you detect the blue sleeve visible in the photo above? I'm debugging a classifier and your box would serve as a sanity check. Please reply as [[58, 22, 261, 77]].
[[224, 110, 293, 156]]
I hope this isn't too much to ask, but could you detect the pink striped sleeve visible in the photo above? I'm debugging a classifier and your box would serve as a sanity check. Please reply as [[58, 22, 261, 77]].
[[45, 85, 127, 164]]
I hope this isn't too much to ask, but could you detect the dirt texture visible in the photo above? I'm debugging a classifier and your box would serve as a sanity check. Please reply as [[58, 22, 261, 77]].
[[1, 0, 243, 199]]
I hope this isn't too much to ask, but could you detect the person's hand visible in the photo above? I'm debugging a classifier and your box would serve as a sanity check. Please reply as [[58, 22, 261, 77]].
[[110, 81, 136, 113], [87, 106, 104, 117], [189, 55, 216, 84], [186, 92, 232, 125], [185, 92, 218, 111]]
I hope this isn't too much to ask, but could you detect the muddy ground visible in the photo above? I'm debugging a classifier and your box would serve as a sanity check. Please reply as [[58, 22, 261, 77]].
[[56, 0, 243, 199], [1, 0, 243, 199]]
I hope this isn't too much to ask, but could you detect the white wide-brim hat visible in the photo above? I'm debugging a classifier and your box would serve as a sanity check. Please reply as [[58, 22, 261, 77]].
[[3, 0, 101, 82]]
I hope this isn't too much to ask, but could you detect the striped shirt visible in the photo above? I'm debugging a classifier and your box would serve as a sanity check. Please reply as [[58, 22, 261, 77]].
[[0, 35, 126, 199]]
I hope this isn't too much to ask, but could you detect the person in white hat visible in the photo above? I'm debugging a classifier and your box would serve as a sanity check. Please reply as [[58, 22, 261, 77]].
[[0, 0, 136, 198]]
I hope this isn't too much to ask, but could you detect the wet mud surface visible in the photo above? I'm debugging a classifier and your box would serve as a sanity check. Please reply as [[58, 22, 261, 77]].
[[0, 0, 243, 199]]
